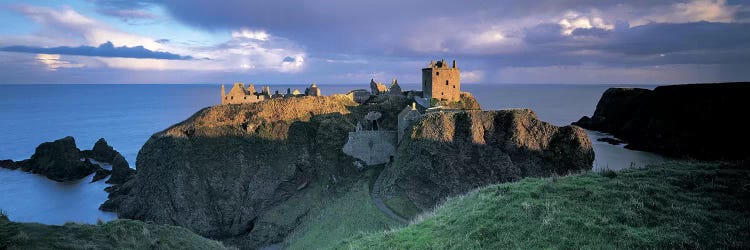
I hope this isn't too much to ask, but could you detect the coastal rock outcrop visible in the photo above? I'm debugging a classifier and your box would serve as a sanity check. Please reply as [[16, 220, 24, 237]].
[[106, 153, 134, 184], [0, 136, 135, 182], [573, 82, 750, 160], [92, 168, 112, 182], [0, 136, 100, 182], [380, 109, 594, 210], [82, 138, 119, 163]]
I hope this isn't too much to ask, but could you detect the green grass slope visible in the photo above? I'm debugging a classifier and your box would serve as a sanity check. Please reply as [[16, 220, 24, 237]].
[[338, 161, 750, 249], [282, 167, 403, 249], [0, 215, 227, 250]]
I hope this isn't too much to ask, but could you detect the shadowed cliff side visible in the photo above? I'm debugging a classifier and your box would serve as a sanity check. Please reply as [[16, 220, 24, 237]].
[[381, 109, 594, 211], [574, 82, 750, 161], [102, 95, 414, 248], [102, 93, 593, 249]]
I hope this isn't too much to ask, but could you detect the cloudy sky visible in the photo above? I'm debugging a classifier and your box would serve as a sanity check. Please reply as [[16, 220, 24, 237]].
[[0, 0, 748, 84]]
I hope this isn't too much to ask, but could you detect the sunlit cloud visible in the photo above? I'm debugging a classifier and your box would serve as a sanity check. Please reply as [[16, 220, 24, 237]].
[[35, 54, 84, 70]]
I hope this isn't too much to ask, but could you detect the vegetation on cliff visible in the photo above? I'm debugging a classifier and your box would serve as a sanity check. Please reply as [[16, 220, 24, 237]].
[[281, 169, 402, 249], [340, 161, 750, 249], [103, 95, 412, 248], [104, 93, 594, 248], [381, 109, 594, 211], [0, 214, 227, 250], [574, 82, 750, 160]]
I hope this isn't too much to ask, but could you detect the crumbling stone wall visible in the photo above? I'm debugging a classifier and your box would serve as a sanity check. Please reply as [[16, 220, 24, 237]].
[[342, 131, 397, 165]]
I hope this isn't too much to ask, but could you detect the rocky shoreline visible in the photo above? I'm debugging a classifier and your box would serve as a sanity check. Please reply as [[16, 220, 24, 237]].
[[0, 137, 135, 183], [574, 82, 750, 161]]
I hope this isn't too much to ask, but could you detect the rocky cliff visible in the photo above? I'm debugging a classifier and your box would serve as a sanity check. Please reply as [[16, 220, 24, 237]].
[[103, 93, 593, 248], [380, 109, 594, 210], [102, 95, 374, 248], [574, 82, 750, 160]]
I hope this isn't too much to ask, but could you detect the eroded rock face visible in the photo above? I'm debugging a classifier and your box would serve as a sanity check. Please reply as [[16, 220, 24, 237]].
[[89, 138, 119, 163], [0, 136, 101, 182], [103, 93, 592, 248], [103, 96, 367, 248], [382, 109, 594, 210], [106, 153, 134, 184], [573, 82, 750, 160]]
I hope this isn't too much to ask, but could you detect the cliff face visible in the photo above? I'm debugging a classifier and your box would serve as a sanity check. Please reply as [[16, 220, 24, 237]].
[[382, 109, 594, 210], [104, 93, 593, 248], [574, 82, 750, 160], [104, 95, 372, 248]]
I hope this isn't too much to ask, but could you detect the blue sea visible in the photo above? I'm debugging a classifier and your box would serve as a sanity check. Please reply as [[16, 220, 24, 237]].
[[0, 84, 664, 225]]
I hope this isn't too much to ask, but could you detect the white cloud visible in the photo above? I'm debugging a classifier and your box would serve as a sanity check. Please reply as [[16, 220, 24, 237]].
[[558, 12, 614, 35], [460, 70, 484, 83], [632, 0, 739, 26], [231, 29, 270, 41], [6, 5, 306, 73], [35, 54, 84, 70]]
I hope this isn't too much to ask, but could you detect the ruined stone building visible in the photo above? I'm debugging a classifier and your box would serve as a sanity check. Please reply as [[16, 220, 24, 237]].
[[422, 59, 460, 102], [304, 83, 321, 96], [343, 111, 397, 165], [221, 82, 322, 105], [397, 102, 422, 143], [388, 79, 402, 95], [370, 78, 402, 96], [370, 79, 388, 95], [221, 83, 268, 105]]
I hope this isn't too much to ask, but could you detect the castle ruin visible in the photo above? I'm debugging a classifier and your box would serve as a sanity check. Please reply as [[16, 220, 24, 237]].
[[221, 82, 322, 105], [422, 59, 460, 102], [370, 78, 402, 96]]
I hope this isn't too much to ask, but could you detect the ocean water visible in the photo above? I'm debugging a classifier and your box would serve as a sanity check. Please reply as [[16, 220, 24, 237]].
[[0, 84, 664, 225]]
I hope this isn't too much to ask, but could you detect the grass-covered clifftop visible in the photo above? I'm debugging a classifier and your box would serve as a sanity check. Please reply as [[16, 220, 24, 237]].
[[380, 109, 594, 212], [340, 161, 750, 249], [0, 216, 227, 249], [103, 93, 595, 249], [103, 94, 414, 248]]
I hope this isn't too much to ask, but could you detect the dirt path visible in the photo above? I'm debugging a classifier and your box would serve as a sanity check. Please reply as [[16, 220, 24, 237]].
[[371, 168, 409, 224]]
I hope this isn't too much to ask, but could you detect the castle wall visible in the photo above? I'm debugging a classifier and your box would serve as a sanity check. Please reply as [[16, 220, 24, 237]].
[[222, 93, 265, 105], [342, 131, 397, 165], [423, 67, 460, 102]]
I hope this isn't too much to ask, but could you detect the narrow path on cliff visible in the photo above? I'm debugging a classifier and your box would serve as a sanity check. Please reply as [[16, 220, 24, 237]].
[[371, 166, 409, 224]]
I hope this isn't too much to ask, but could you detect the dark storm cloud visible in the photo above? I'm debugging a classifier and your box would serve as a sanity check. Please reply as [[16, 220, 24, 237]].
[[22, 0, 750, 83], [91, 1, 749, 60], [603, 21, 750, 55], [0, 41, 193, 60], [514, 21, 750, 67]]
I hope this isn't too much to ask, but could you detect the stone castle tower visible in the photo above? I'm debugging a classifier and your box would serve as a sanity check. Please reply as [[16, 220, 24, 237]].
[[422, 59, 460, 102]]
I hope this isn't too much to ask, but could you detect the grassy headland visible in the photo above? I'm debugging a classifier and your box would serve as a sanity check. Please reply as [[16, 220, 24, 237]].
[[338, 161, 750, 249], [0, 215, 227, 249]]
